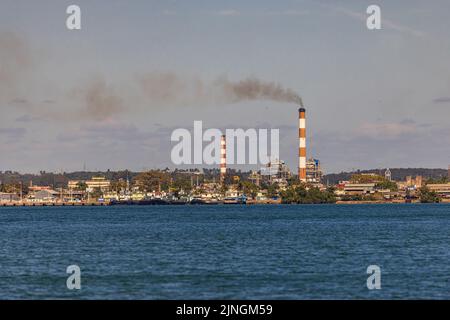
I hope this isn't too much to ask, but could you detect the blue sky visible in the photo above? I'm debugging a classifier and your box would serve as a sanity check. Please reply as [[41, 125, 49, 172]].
[[1, 0, 450, 173]]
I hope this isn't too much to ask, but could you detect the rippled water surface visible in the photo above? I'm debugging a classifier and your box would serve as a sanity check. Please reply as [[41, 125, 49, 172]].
[[0, 204, 449, 299]]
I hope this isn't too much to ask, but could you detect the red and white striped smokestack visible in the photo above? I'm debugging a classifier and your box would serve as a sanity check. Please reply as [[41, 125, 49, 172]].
[[220, 134, 226, 182], [298, 107, 306, 182]]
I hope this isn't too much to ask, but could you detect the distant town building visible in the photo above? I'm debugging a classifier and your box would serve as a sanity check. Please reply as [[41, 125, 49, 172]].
[[343, 183, 376, 195], [427, 183, 450, 198], [406, 176, 422, 188], [360, 173, 379, 178], [28, 189, 59, 203], [0, 192, 20, 202], [86, 177, 111, 192], [225, 187, 241, 198], [28, 181, 52, 192], [130, 191, 146, 201], [69, 177, 111, 192], [68, 180, 82, 190], [385, 168, 392, 181]]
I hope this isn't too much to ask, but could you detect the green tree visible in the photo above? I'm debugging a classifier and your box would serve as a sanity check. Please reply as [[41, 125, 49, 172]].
[[1, 182, 21, 194], [240, 181, 259, 198], [375, 180, 398, 191], [134, 170, 171, 192], [110, 180, 127, 192], [89, 187, 103, 201], [350, 174, 384, 183], [418, 186, 440, 203], [170, 174, 193, 193], [220, 184, 228, 196], [267, 184, 279, 198], [425, 177, 449, 184], [76, 181, 88, 191], [280, 186, 336, 204]]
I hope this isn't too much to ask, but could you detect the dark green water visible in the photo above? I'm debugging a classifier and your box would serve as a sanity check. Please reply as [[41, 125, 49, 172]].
[[0, 204, 449, 299]]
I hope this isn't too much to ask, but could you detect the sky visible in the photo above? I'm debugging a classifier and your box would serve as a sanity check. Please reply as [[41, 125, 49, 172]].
[[1, 0, 449, 174]]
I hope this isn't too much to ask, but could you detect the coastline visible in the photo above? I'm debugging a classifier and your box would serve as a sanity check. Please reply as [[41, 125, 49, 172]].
[[1, 199, 449, 207]]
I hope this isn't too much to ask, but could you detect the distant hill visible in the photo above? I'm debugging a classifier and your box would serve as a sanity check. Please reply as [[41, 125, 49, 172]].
[[0, 170, 140, 188], [323, 168, 448, 185], [0, 168, 241, 188]]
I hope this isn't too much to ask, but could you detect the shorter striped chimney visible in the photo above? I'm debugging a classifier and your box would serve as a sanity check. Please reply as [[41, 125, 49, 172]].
[[298, 107, 306, 182], [220, 135, 226, 183]]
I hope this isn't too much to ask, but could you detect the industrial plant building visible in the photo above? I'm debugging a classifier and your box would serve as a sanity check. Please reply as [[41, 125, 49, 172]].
[[306, 158, 323, 184]]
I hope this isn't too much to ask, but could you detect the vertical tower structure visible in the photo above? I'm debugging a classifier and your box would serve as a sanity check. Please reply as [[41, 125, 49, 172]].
[[385, 168, 392, 181], [298, 108, 307, 182], [220, 135, 226, 183]]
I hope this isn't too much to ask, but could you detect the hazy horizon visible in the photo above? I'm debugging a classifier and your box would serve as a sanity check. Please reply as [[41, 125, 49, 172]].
[[1, 0, 450, 174]]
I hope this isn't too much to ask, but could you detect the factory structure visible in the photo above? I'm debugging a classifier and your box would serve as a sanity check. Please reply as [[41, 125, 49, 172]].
[[306, 158, 323, 184], [218, 102, 324, 187], [297, 106, 323, 184]]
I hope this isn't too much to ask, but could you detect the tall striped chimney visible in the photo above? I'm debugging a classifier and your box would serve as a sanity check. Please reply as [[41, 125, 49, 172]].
[[298, 107, 307, 182], [220, 134, 226, 183]]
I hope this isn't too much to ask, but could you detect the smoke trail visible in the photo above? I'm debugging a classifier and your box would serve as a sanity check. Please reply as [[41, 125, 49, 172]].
[[218, 77, 303, 106], [2, 31, 304, 123], [76, 79, 123, 121], [138, 73, 303, 107], [0, 32, 32, 101]]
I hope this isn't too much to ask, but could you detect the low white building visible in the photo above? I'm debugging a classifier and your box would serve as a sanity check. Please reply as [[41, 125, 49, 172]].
[[27, 190, 59, 203], [343, 183, 376, 195], [0, 193, 20, 202]]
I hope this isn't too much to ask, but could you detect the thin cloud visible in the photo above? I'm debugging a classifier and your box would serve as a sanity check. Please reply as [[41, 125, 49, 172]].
[[56, 121, 165, 144], [15, 115, 41, 122], [162, 10, 177, 16], [356, 121, 418, 139], [214, 9, 308, 17], [0, 127, 26, 139], [217, 10, 240, 16], [261, 9, 309, 16], [9, 98, 29, 106], [433, 97, 450, 104], [323, 4, 426, 37]]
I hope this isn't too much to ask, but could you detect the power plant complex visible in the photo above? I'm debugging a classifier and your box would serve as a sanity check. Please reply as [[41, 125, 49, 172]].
[[217, 102, 321, 184], [2, 100, 450, 206]]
